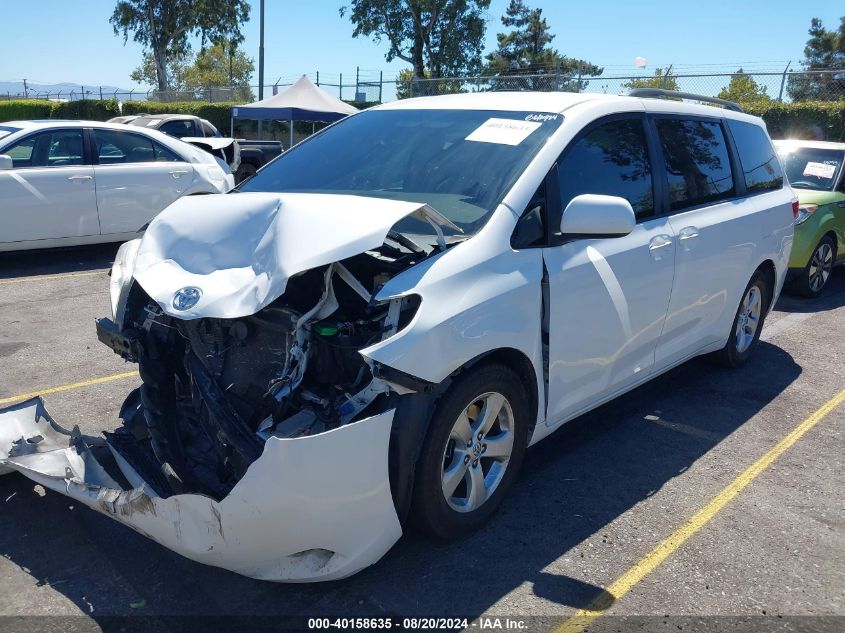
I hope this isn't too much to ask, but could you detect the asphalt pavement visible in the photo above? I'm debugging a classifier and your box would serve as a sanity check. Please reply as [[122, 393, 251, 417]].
[[0, 245, 842, 632]]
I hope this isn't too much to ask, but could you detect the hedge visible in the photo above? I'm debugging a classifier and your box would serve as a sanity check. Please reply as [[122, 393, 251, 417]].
[[2, 97, 843, 141], [743, 101, 845, 141], [0, 99, 120, 122]]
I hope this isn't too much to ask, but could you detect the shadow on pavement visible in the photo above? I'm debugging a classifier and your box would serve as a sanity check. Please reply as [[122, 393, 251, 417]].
[[775, 267, 845, 314], [0, 243, 121, 279]]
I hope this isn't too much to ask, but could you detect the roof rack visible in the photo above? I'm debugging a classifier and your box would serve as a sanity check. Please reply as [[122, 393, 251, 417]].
[[626, 88, 743, 113]]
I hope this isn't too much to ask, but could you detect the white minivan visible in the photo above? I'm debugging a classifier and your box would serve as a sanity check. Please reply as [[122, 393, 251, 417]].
[[0, 90, 795, 582]]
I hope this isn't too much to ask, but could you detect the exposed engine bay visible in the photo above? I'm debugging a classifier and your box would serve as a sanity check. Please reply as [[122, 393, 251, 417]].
[[99, 239, 425, 500]]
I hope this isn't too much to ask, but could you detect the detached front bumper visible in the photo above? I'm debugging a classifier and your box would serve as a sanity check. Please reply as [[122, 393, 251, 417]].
[[0, 398, 402, 582]]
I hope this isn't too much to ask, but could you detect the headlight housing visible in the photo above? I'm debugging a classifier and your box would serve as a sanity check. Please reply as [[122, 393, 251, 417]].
[[110, 238, 142, 321], [795, 204, 818, 225]]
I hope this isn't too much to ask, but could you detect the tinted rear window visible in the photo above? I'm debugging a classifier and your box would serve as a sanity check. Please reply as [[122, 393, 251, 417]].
[[727, 120, 783, 193], [656, 119, 735, 212]]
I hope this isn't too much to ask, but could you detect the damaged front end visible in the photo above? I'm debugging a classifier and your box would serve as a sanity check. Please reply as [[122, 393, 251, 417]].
[[0, 192, 451, 581]]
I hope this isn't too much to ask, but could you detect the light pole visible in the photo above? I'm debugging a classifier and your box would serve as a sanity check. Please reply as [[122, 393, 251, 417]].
[[257, 0, 265, 139]]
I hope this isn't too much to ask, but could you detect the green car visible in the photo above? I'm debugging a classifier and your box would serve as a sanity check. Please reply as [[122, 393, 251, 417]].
[[775, 140, 845, 297]]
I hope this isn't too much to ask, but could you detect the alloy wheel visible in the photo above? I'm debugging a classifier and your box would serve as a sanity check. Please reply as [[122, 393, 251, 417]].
[[735, 284, 762, 354], [808, 242, 834, 293], [440, 392, 514, 513]]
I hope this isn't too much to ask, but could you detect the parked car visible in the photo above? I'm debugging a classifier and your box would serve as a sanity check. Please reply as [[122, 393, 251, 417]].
[[0, 91, 794, 581], [0, 120, 234, 252], [773, 140, 845, 297], [233, 138, 283, 182], [109, 113, 282, 182], [108, 114, 242, 177]]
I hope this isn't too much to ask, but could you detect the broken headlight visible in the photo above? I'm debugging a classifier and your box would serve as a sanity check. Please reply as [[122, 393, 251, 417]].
[[109, 238, 142, 322]]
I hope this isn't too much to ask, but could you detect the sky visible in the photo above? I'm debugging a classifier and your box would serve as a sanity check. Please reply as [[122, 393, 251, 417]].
[[0, 0, 843, 95]]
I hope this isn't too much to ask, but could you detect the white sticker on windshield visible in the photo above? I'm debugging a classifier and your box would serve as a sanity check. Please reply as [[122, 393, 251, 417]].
[[465, 118, 541, 146], [803, 161, 836, 179], [146, 119, 162, 127]]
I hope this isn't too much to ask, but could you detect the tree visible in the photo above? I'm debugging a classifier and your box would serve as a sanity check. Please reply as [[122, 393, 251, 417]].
[[184, 42, 255, 100], [787, 17, 845, 101], [130, 52, 190, 91], [395, 68, 418, 99], [130, 43, 255, 100], [484, 0, 602, 91], [717, 68, 771, 106], [111, 0, 250, 92], [622, 67, 679, 91], [340, 1, 491, 79]]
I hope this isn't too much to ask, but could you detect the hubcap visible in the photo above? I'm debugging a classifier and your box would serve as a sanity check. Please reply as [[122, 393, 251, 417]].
[[808, 243, 834, 292], [735, 284, 762, 353], [441, 392, 514, 513]]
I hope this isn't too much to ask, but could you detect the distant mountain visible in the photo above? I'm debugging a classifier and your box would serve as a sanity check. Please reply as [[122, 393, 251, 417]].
[[0, 81, 149, 100]]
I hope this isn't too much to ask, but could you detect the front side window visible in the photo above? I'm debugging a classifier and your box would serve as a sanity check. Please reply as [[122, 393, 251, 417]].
[[3, 129, 84, 168], [727, 120, 783, 193], [776, 145, 844, 191], [94, 130, 158, 164], [656, 119, 735, 212], [557, 118, 654, 221], [238, 109, 563, 237]]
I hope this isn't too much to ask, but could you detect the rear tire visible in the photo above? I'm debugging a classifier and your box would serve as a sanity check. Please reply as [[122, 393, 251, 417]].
[[793, 236, 835, 298], [711, 270, 770, 368], [411, 363, 529, 540]]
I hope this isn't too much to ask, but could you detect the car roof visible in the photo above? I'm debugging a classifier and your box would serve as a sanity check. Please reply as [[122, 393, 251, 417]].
[[773, 139, 845, 151], [373, 91, 762, 123], [131, 114, 203, 123]]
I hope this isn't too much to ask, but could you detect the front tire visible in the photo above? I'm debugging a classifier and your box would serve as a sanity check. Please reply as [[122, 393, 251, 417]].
[[412, 363, 529, 540], [711, 271, 770, 368], [794, 236, 835, 298]]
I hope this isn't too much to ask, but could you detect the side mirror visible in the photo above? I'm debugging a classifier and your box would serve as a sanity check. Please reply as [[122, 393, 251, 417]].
[[560, 194, 636, 238], [0, 155, 12, 170]]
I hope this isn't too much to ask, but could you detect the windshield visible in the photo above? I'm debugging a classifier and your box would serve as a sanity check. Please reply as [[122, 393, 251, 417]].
[[776, 146, 844, 191], [238, 109, 563, 236]]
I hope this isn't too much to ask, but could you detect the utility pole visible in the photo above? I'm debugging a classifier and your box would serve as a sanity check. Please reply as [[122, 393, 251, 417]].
[[257, 0, 265, 139], [22, 79, 28, 98]]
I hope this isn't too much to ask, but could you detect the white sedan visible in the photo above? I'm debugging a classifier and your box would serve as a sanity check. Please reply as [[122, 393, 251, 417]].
[[0, 120, 234, 252]]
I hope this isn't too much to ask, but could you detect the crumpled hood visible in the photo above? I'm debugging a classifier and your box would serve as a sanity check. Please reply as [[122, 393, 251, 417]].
[[133, 191, 428, 319]]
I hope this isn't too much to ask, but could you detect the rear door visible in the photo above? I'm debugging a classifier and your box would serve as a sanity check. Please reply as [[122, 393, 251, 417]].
[[92, 128, 194, 234], [543, 116, 677, 424], [651, 116, 754, 368], [0, 128, 98, 243]]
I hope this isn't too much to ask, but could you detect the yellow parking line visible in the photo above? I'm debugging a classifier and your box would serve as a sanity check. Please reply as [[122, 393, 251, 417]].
[[0, 270, 107, 286], [557, 387, 845, 633], [0, 371, 139, 407]]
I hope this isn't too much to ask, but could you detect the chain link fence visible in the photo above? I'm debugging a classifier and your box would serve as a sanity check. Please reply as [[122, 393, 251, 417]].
[[4, 69, 845, 105], [407, 69, 845, 103]]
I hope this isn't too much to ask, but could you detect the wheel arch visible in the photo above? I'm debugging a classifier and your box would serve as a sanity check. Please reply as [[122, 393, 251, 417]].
[[387, 346, 539, 525], [755, 258, 777, 310], [822, 230, 839, 257]]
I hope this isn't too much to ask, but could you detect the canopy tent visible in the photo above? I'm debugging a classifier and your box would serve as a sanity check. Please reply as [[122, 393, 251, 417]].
[[231, 75, 359, 146]]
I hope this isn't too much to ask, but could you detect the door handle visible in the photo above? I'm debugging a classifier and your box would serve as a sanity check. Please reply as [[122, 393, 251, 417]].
[[67, 175, 92, 182], [169, 169, 190, 178], [648, 234, 673, 261], [678, 227, 700, 240], [648, 235, 673, 250]]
